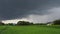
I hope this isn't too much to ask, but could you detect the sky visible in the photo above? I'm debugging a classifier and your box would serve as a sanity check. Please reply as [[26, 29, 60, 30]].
[[0, 0, 60, 23]]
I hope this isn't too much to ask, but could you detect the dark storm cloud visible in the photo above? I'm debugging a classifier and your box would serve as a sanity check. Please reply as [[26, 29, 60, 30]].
[[0, 0, 60, 20]]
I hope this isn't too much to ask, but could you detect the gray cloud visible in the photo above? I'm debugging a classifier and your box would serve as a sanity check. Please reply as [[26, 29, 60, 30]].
[[0, 0, 60, 20]]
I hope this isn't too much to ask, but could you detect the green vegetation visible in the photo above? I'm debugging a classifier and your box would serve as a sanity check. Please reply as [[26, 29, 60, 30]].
[[53, 19, 60, 25], [0, 25, 60, 34], [0, 19, 60, 25], [17, 21, 33, 25], [0, 19, 60, 34]]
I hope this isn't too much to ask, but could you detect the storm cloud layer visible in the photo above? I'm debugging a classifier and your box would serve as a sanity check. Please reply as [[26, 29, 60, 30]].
[[0, 0, 60, 21]]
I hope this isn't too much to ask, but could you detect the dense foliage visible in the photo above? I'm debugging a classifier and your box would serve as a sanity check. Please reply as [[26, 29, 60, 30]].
[[0, 21, 4, 25], [17, 21, 33, 25], [53, 19, 60, 25]]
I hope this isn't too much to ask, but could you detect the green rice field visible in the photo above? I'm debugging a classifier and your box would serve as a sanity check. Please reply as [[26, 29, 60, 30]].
[[0, 25, 60, 34]]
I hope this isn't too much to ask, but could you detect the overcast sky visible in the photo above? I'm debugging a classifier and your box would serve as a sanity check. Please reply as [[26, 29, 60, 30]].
[[0, 0, 60, 23]]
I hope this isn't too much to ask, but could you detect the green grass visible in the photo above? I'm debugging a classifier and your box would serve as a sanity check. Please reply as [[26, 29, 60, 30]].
[[0, 25, 60, 34]]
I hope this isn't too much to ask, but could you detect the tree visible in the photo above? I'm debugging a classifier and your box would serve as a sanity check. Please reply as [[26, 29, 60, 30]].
[[34, 23, 46, 25], [30, 23, 33, 25], [0, 21, 4, 25], [53, 19, 60, 25], [8, 23, 14, 25], [17, 21, 31, 25]]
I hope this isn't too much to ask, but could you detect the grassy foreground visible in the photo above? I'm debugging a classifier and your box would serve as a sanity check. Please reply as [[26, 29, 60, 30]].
[[0, 25, 60, 34]]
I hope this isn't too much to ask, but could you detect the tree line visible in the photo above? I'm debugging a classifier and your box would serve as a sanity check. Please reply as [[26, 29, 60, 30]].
[[0, 19, 60, 25]]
